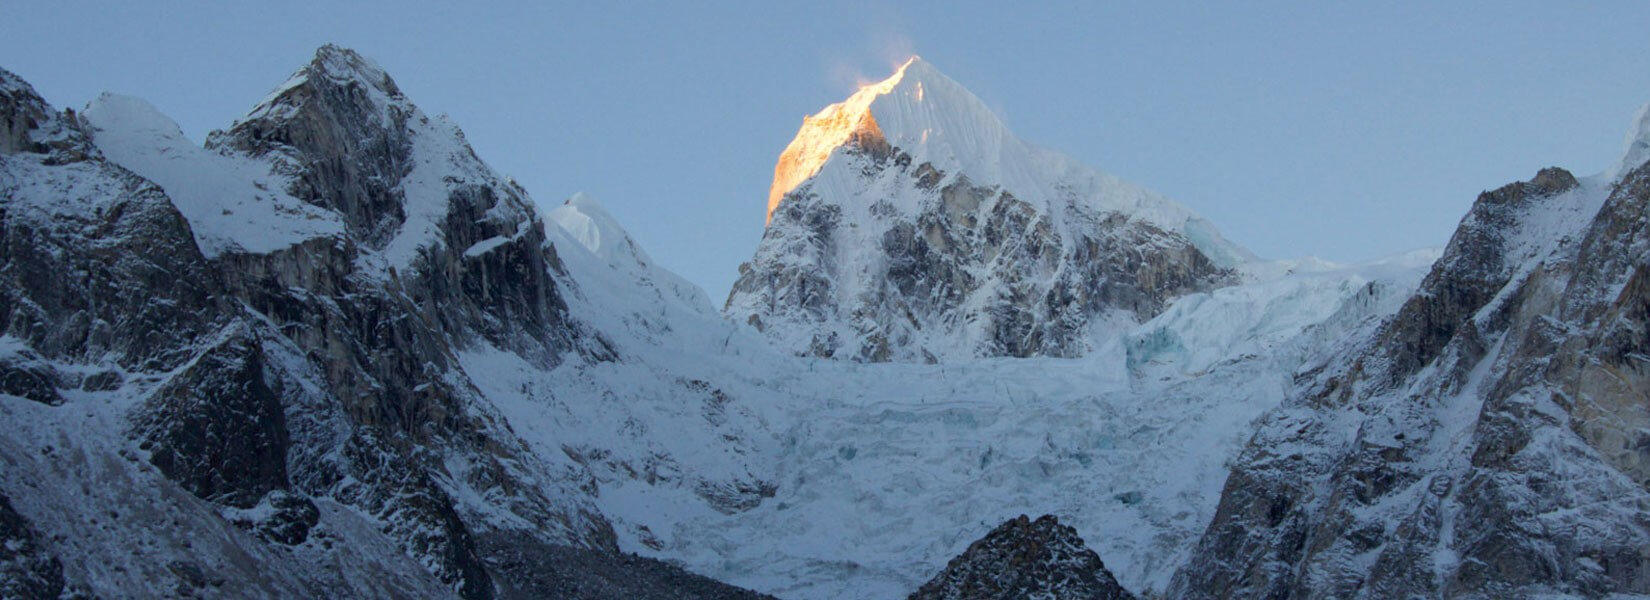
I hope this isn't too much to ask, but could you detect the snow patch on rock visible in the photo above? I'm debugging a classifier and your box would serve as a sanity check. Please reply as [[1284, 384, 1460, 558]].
[[82, 93, 345, 257]]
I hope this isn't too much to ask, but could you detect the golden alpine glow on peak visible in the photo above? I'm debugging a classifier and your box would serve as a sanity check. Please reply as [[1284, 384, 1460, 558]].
[[765, 56, 919, 224]]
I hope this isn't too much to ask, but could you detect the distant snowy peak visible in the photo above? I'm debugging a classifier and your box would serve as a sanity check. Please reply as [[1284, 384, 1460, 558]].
[[1609, 101, 1650, 181], [863, 56, 1010, 155], [841, 57, 1022, 201], [764, 56, 1248, 263], [551, 192, 657, 269], [547, 192, 717, 317], [733, 57, 1247, 362], [766, 56, 1012, 223]]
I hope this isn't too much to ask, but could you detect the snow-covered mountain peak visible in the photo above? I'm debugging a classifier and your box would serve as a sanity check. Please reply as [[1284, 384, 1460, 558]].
[[735, 57, 1250, 361], [237, 44, 401, 126], [858, 56, 1017, 177], [850, 55, 1011, 152], [549, 192, 657, 270], [766, 55, 1015, 224], [1609, 100, 1650, 181], [83, 93, 184, 141], [307, 43, 395, 85], [766, 58, 903, 223], [201, 44, 544, 270], [763, 57, 1246, 261], [546, 192, 722, 330]]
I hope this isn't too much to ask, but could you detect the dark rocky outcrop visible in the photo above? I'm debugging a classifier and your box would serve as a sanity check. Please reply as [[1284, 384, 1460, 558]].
[[1, 68, 89, 161], [130, 327, 290, 508], [0, 352, 63, 406], [0, 492, 64, 600], [0, 82, 225, 374], [479, 532, 777, 600], [910, 515, 1134, 600]]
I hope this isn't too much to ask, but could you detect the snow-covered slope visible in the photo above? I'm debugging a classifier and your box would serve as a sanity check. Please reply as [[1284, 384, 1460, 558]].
[[728, 57, 1249, 363], [1127, 249, 1440, 379], [80, 93, 344, 257], [547, 192, 717, 318], [523, 199, 1432, 597]]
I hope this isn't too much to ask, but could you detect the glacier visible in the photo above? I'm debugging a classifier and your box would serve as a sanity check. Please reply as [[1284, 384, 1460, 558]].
[[512, 186, 1437, 597]]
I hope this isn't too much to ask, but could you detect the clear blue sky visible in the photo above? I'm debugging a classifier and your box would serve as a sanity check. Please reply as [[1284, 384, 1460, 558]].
[[6, 2, 1650, 300]]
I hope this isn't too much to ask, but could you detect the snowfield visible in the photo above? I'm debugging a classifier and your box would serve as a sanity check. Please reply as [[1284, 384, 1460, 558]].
[[81, 93, 346, 257]]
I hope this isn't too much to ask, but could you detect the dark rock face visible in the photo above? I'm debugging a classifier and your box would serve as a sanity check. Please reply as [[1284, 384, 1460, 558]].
[[248, 490, 322, 545], [0, 352, 63, 406], [729, 136, 1233, 363], [910, 515, 1134, 600], [479, 532, 777, 600], [0, 492, 64, 600], [1, 69, 53, 154], [1171, 165, 1650, 599], [1, 68, 88, 160], [1368, 166, 1579, 392], [130, 327, 290, 508], [426, 182, 584, 367], [1545, 163, 1650, 489]]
